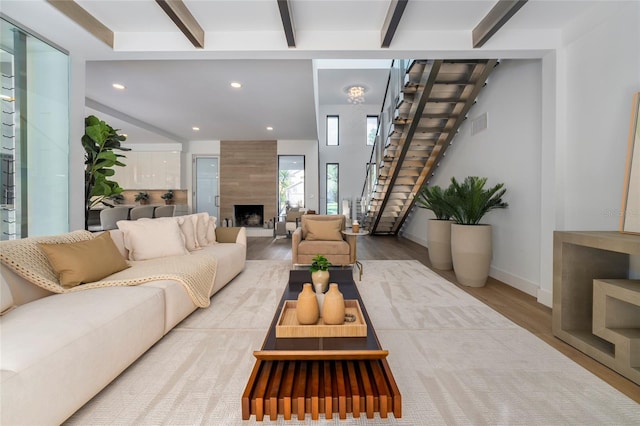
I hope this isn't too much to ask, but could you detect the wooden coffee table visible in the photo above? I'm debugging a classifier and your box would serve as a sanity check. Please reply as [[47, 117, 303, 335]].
[[241, 269, 401, 421]]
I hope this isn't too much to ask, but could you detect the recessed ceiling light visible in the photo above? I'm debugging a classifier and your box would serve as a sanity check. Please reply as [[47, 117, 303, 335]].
[[266, 126, 273, 131], [230, 82, 242, 88], [192, 127, 200, 131], [112, 83, 126, 90]]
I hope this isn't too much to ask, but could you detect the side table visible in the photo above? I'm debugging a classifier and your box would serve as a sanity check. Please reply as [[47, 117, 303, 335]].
[[341, 229, 369, 281]]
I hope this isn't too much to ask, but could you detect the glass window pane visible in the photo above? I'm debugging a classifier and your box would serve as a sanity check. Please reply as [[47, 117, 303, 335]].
[[326, 163, 338, 214], [327, 115, 339, 146], [279, 155, 305, 216], [1, 18, 69, 239], [367, 115, 378, 146]]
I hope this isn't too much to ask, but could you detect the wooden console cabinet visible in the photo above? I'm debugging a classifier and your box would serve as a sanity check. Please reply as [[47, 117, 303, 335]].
[[553, 231, 640, 385]]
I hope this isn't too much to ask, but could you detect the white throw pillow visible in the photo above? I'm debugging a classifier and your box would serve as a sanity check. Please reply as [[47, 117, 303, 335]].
[[206, 216, 217, 244], [178, 215, 200, 251], [117, 217, 189, 261], [193, 212, 210, 247]]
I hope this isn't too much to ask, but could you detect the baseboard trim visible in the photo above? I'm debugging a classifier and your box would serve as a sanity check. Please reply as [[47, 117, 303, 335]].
[[489, 266, 540, 300]]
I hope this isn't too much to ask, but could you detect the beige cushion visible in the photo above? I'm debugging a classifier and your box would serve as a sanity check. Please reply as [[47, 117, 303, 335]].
[[117, 218, 189, 261], [37, 232, 130, 288], [304, 219, 343, 241], [1, 274, 15, 315], [206, 216, 217, 244], [215, 227, 241, 243], [286, 210, 303, 222], [178, 215, 199, 251], [193, 212, 210, 247]]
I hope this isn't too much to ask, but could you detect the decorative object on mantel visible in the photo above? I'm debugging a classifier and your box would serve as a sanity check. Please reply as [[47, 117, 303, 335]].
[[620, 91, 640, 235], [161, 190, 174, 205], [310, 254, 331, 292], [322, 283, 345, 325], [446, 176, 508, 287], [134, 191, 150, 205], [415, 183, 456, 270], [296, 283, 319, 325]]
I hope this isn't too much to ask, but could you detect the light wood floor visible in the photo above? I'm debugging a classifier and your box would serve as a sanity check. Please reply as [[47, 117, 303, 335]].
[[247, 235, 640, 403]]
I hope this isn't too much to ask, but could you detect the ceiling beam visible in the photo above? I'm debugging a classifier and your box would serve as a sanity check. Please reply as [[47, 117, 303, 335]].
[[46, 0, 113, 48], [277, 0, 296, 47], [381, 0, 409, 48], [155, 0, 205, 48], [472, 0, 528, 48]]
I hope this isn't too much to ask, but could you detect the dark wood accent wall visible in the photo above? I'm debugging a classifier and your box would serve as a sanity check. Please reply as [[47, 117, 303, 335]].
[[220, 140, 278, 225]]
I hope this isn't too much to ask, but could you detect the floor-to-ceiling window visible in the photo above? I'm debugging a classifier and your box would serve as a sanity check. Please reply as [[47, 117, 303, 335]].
[[326, 163, 338, 214], [1, 17, 69, 239], [278, 155, 305, 215]]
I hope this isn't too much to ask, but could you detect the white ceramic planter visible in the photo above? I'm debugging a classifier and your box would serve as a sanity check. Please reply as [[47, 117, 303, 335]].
[[451, 223, 492, 287], [427, 219, 453, 270]]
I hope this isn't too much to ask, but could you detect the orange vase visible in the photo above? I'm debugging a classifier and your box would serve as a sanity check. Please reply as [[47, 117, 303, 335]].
[[296, 283, 319, 325], [322, 283, 345, 325]]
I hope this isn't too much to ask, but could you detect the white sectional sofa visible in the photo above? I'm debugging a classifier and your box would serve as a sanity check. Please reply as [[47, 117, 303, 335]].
[[0, 214, 246, 425]]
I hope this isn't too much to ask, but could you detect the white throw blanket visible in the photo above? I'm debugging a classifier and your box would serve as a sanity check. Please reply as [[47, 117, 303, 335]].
[[0, 230, 217, 308]]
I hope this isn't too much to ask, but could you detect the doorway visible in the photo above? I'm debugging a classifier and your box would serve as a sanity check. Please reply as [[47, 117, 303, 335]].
[[193, 156, 219, 219]]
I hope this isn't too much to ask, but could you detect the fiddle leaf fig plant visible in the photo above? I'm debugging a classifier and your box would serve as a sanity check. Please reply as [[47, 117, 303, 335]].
[[83, 115, 130, 229]]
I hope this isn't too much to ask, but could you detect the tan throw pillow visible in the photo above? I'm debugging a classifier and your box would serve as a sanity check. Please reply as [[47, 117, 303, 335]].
[[215, 227, 240, 243], [305, 219, 343, 241], [117, 217, 189, 261], [38, 232, 130, 288]]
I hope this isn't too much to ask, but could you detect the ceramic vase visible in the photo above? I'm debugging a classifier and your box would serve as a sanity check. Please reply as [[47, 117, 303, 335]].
[[313, 282, 326, 316], [322, 283, 345, 325], [296, 283, 319, 325], [451, 224, 492, 287], [427, 219, 453, 270], [311, 270, 330, 293]]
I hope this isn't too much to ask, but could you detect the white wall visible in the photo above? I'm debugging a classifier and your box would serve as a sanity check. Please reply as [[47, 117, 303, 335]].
[[404, 1, 640, 307], [403, 59, 543, 298], [318, 104, 378, 215]]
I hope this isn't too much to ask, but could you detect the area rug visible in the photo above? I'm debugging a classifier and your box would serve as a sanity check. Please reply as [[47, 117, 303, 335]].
[[65, 260, 640, 425]]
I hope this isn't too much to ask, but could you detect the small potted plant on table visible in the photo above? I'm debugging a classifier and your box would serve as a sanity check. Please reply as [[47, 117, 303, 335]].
[[310, 254, 331, 293], [161, 190, 174, 205], [135, 191, 150, 205]]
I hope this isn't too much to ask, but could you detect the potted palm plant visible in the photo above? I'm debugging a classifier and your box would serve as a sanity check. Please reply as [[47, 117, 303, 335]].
[[446, 176, 508, 287], [415, 184, 455, 270]]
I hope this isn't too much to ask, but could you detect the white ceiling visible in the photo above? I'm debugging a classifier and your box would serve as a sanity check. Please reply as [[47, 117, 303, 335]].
[[1, 0, 609, 144]]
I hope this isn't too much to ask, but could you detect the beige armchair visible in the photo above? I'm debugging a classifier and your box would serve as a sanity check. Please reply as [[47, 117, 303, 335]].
[[291, 215, 355, 266]]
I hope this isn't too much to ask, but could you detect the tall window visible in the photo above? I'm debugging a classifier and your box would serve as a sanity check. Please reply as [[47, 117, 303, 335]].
[[278, 155, 305, 215], [326, 115, 339, 146], [326, 163, 339, 214], [366, 115, 378, 146], [1, 18, 69, 239]]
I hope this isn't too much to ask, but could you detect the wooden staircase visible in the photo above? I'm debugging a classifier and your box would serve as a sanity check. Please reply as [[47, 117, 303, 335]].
[[363, 59, 498, 235]]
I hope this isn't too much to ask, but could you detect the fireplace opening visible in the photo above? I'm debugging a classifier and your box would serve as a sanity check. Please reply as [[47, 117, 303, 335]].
[[234, 205, 264, 227]]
